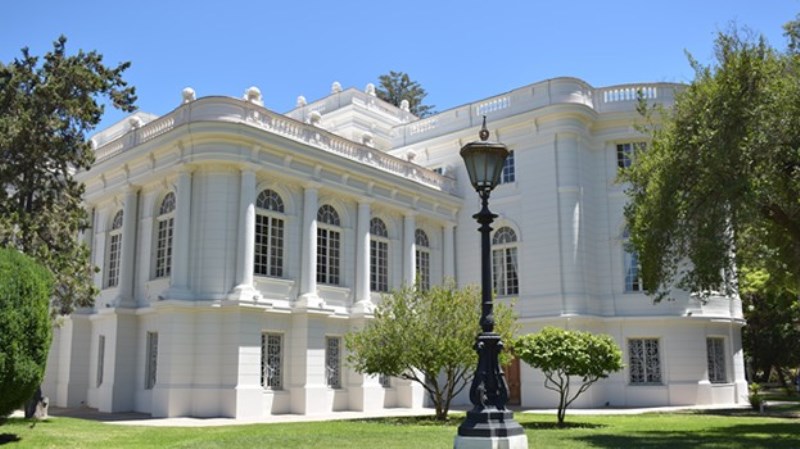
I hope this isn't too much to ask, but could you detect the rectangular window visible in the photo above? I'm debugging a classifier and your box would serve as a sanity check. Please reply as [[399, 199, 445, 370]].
[[145, 332, 158, 390], [432, 167, 445, 175], [370, 240, 389, 292], [416, 249, 430, 291], [154, 217, 174, 278], [629, 338, 661, 384], [492, 247, 519, 296], [326, 336, 341, 389], [500, 150, 515, 184], [379, 374, 391, 388], [107, 233, 121, 288], [624, 249, 642, 292], [617, 142, 645, 170], [261, 333, 283, 389], [255, 215, 284, 277], [707, 337, 726, 383], [317, 229, 341, 285], [96, 335, 105, 387]]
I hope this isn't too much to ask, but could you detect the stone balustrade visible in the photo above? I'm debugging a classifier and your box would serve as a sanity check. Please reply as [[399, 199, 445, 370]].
[[92, 96, 457, 194], [393, 78, 681, 146]]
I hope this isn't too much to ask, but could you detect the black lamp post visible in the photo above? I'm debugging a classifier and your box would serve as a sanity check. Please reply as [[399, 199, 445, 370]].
[[456, 117, 527, 447]]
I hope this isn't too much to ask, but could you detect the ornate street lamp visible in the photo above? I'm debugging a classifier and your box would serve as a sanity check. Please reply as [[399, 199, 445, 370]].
[[455, 117, 527, 449]]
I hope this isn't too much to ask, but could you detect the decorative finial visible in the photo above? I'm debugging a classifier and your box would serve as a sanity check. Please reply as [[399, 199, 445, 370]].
[[479, 115, 489, 141]]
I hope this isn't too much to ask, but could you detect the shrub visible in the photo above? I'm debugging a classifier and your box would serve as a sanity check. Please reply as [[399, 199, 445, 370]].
[[0, 248, 53, 418], [748, 383, 763, 411]]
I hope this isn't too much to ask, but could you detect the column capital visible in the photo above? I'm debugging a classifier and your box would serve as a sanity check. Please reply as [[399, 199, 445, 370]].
[[303, 181, 322, 191]]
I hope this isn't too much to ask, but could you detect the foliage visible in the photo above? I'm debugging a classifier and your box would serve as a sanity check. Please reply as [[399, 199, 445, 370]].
[[376, 71, 435, 118], [514, 327, 624, 427], [0, 36, 136, 315], [345, 282, 517, 420], [0, 248, 54, 419], [739, 266, 800, 385], [748, 383, 764, 411], [621, 18, 800, 300]]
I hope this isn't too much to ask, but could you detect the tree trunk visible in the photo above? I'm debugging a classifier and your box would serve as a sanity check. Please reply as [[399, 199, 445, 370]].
[[24, 386, 48, 419]]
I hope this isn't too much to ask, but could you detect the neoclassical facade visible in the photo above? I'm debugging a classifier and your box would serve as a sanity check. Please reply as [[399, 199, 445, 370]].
[[42, 77, 747, 418]]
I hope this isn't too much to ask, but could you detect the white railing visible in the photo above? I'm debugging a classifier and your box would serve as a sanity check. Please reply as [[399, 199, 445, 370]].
[[394, 78, 681, 146], [92, 97, 456, 194]]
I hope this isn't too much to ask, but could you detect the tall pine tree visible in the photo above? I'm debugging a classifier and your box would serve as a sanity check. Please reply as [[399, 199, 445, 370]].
[[0, 36, 137, 315]]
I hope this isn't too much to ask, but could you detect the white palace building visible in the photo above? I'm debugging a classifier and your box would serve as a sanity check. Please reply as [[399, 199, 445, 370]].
[[42, 77, 747, 419]]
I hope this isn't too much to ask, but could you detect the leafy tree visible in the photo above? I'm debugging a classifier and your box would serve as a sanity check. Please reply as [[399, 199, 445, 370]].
[[0, 36, 136, 315], [514, 327, 623, 427], [0, 248, 54, 420], [345, 282, 517, 420], [376, 71, 435, 118], [621, 18, 800, 300], [739, 266, 800, 386]]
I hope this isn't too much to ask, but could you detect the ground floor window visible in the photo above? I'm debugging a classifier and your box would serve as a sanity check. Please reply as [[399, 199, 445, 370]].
[[96, 335, 105, 387], [145, 332, 158, 390], [706, 337, 726, 383], [629, 338, 661, 384], [261, 333, 283, 389], [326, 336, 342, 389]]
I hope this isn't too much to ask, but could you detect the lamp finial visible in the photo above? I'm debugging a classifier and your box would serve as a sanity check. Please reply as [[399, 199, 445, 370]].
[[479, 115, 489, 141]]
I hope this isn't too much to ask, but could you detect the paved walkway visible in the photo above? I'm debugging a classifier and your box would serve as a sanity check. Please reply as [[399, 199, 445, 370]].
[[9, 403, 751, 428]]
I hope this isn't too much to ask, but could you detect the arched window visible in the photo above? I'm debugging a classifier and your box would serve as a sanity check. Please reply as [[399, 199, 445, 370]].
[[492, 227, 518, 296], [623, 229, 641, 292], [106, 210, 124, 288], [415, 229, 430, 291], [370, 218, 389, 292], [255, 189, 285, 277], [154, 192, 175, 278], [317, 205, 341, 285]]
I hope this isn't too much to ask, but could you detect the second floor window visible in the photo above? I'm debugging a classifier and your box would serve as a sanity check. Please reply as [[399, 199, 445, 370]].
[[500, 150, 515, 184], [492, 227, 519, 296], [617, 142, 645, 170], [370, 218, 389, 292], [154, 192, 175, 279], [317, 205, 341, 285], [255, 189, 285, 277], [106, 210, 123, 288], [415, 229, 430, 291]]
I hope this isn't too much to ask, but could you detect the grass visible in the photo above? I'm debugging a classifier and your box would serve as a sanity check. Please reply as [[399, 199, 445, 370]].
[[0, 410, 798, 449]]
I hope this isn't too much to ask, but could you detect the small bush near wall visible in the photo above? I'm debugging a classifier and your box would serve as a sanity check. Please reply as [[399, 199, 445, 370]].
[[0, 247, 53, 419]]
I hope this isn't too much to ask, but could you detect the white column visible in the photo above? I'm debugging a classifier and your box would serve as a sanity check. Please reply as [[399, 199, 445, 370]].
[[353, 200, 373, 314], [231, 169, 259, 300], [117, 187, 138, 307], [443, 222, 455, 281], [297, 184, 322, 308], [403, 213, 416, 287], [171, 169, 192, 294]]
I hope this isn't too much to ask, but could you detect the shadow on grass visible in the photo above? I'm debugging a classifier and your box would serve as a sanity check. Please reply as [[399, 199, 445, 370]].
[[521, 421, 606, 430], [0, 434, 21, 445], [679, 407, 800, 419], [572, 422, 800, 449], [355, 416, 462, 427]]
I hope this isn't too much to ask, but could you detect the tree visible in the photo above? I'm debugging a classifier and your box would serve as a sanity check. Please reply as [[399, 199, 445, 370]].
[[345, 282, 517, 420], [514, 327, 623, 427], [0, 248, 54, 420], [0, 36, 137, 315], [376, 71, 435, 118], [739, 266, 800, 386], [621, 18, 800, 301]]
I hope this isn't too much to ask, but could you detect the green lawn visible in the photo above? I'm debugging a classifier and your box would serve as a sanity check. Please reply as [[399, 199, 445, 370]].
[[0, 411, 798, 449]]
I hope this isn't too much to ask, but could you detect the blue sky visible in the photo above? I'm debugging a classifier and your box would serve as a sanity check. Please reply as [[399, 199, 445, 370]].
[[2, 1, 798, 131]]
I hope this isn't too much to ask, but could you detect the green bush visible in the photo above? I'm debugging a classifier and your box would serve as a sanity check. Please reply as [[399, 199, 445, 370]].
[[748, 383, 763, 411], [0, 247, 53, 418]]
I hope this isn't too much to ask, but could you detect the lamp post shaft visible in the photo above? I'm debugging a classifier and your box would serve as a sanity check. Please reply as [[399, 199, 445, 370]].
[[478, 191, 495, 333]]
